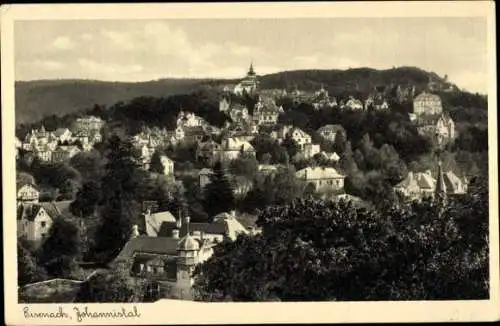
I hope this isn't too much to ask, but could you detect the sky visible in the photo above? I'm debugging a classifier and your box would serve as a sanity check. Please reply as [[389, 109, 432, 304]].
[[14, 18, 488, 93]]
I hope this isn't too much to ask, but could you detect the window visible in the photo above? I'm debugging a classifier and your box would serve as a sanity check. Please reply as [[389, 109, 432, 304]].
[[41, 221, 46, 228], [41, 233, 46, 239]]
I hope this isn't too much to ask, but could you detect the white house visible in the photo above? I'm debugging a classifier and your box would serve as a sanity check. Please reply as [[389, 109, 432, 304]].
[[160, 155, 175, 176], [217, 137, 256, 161], [53, 128, 73, 143], [317, 124, 346, 142], [17, 183, 39, 203], [289, 128, 312, 150], [17, 202, 59, 243], [413, 91, 443, 116]]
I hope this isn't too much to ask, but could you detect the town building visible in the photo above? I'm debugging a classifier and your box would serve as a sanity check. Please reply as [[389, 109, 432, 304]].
[[219, 96, 231, 113], [310, 85, 338, 109], [228, 103, 250, 123], [72, 115, 105, 133], [53, 128, 73, 143], [196, 140, 221, 164], [217, 137, 256, 161], [17, 202, 60, 243], [233, 63, 260, 96], [115, 212, 248, 300], [343, 97, 364, 111], [294, 143, 321, 161], [17, 182, 40, 203], [51, 145, 81, 163], [318, 151, 341, 162], [158, 155, 174, 176], [415, 113, 456, 146], [317, 124, 346, 143], [296, 167, 346, 192], [177, 111, 205, 128], [257, 164, 283, 176], [289, 127, 312, 150], [198, 168, 214, 189], [252, 96, 280, 126], [413, 91, 443, 116], [394, 168, 467, 201]]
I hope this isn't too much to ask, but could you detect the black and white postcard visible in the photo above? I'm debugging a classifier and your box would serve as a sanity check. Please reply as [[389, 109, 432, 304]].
[[2, 1, 499, 324]]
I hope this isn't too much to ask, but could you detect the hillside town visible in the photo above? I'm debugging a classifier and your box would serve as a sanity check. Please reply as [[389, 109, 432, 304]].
[[16, 62, 486, 302]]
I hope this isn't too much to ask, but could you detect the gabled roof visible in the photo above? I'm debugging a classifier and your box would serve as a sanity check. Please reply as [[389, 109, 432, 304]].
[[17, 202, 60, 221], [114, 236, 181, 262], [17, 182, 39, 192], [140, 211, 177, 237], [53, 128, 71, 137], [395, 171, 436, 190], [444, 171, 466, 194], [414, 91, 441, 102], [199, 168, 214, 176]]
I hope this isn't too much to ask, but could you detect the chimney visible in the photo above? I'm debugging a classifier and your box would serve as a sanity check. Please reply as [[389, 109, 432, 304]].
[[172, 229, 180, 239], [130, 225, 140, 239]]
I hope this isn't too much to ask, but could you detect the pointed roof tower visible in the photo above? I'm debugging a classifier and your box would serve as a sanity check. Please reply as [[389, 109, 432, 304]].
[[247, 61, 256, 77], [435, 160, 447, 205]]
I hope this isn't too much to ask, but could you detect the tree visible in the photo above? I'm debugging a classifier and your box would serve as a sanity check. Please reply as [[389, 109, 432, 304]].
[[149, 150, 165, 174], [17, 172, 36, 186], [18, 240, 47, 286], [69, 150, 103, 180], [75, 260, 146, 302], [38, 217, 83, 279], [194, 186, 489, 301], [333, 130, 347, 154], [282, 137, 300, 159], [93, 135, 144, 263], [70, 180, 101, 218], [230, 153, 258, 179], [203, 162, 236, 220]]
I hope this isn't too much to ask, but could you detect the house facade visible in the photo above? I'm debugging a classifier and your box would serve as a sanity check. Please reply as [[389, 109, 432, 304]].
[[289, 128, 312, 150], [296, 167, 345, 192], [17, 183, 40, 203], [72, 116, 105, 133], [317, 124, 346, 142], [160, 155, 175, 176], [394, 169, 467, 201], [51, 145, 81, 163], [413, 91, 443, 116], [217, 137, 256, 161], [116, 213, 248, 300], [17, 202, 59, 243]]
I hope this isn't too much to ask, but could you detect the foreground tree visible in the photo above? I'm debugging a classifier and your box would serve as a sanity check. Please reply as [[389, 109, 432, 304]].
[[75, 260, 146, 302], [92, 135, 144, 263], [17, 240, 48, 286], [38, 217, 83, 279], [202, 162, 236, 220]]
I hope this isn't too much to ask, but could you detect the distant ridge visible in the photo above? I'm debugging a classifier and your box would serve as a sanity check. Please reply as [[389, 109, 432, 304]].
[[15, 66, 453, 125]]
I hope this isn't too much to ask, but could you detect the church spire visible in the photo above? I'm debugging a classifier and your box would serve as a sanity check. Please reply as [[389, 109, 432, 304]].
[[248, 61, 256, 76], [435, 160, 447, 205]]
